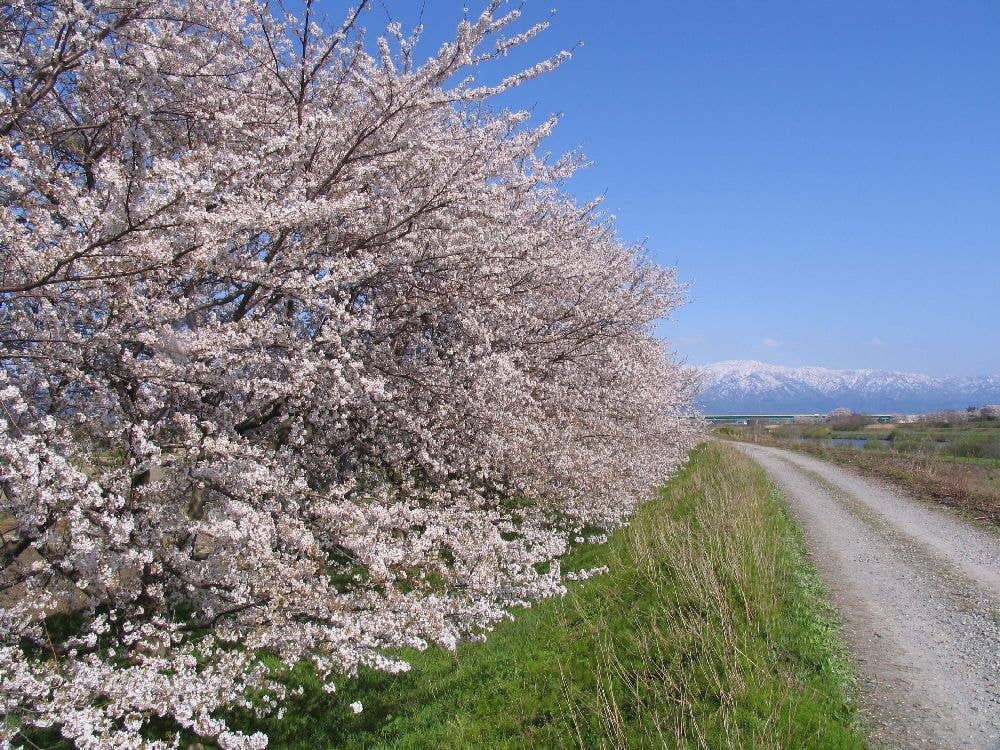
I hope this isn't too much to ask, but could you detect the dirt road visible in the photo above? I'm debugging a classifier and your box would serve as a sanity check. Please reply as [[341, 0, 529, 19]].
[[737, 443, 1000, 750]]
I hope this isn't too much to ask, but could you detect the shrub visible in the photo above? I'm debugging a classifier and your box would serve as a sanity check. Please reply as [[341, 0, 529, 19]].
[[803, 425, 833, 439], [828, 414, 874, 431], [948, 433, 1000, 460]]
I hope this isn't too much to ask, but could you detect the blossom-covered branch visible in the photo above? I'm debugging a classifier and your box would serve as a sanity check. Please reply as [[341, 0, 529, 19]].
[[0, 1, 699, 746]]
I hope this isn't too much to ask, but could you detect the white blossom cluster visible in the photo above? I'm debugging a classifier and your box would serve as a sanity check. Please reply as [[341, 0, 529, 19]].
[[0, 1, 700, 746], [562, 565, 609, 582]]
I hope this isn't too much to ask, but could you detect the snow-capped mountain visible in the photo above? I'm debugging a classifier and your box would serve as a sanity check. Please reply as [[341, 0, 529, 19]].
[[694, 360, 1000, 414]]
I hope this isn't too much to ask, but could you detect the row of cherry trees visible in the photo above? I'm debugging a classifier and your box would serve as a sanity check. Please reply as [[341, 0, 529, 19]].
[[0, 1, 699, 746]]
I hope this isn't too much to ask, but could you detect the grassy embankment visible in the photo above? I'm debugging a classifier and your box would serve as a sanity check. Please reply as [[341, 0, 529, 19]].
[[721, 425, 1000, 527], [224, 443, 865, 749]]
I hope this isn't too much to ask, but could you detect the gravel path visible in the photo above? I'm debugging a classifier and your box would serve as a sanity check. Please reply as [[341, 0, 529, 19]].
[[736, 443, 1000, 750]]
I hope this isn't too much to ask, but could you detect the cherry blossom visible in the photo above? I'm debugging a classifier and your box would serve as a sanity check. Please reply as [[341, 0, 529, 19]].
[[0, 1, 699, 746]]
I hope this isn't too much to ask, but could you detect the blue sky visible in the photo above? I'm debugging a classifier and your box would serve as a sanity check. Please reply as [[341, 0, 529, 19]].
[[369, 1, 999, 376]]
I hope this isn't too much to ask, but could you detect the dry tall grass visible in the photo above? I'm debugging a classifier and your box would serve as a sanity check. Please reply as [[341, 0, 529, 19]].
[[553, 443, 863, 749]]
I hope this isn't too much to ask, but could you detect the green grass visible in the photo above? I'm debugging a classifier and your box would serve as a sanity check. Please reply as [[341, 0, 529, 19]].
[[936, 454, 1000, 468], [226, 444, 866, 749], [947, 431, 1000, 459]]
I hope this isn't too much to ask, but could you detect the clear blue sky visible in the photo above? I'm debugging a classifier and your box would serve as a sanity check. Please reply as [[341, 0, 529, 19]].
[[372, 1, 999, 376]]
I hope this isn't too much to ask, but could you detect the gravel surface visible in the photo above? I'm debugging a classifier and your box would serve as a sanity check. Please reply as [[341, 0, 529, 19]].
[[737, 443, 1000, 750]]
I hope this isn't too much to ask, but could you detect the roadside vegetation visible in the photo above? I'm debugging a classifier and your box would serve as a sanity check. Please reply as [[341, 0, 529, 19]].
[[762, 413, 1000, 459], [219, 443, 866, 750], [720, 418, 1000, 526]]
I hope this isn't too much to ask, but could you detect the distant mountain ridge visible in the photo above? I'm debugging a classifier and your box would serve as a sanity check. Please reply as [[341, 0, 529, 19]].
[[694, 360, 1000, 414]]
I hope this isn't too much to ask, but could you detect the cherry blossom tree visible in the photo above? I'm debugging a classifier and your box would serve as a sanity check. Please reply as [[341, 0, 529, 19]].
[[0, 1, 699, 746]]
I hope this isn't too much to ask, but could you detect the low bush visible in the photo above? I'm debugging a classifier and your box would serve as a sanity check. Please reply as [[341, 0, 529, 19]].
[[891, 434, 940, 454], [829, 414, 874, 431], [804, 425, 834, 439], [948, 433, 1000, 460]]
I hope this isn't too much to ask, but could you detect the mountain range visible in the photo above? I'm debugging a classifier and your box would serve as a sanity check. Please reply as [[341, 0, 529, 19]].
[[694, 360, 1000, 414]]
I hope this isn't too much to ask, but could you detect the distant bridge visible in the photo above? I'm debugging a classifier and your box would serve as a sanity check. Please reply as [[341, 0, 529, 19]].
[[705, 414, 895, 425], [705, 414, 802, 425]]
